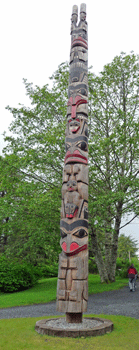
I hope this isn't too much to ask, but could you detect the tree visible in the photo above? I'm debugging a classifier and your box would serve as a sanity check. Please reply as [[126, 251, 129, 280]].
[[88, 52, 139, 281], [1, 63, 69, 264], [117, 234, 138, 260], [0, 154, 61, 265]]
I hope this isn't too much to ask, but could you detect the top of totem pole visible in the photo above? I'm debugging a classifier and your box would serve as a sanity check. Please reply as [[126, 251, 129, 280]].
[[80, 3, 86, 18], [71, 3, 87, 32]]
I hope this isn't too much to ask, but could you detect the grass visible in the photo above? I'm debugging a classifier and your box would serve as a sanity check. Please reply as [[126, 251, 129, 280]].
[[0, 275, 128, 309], [0, 277, 57, 308], [88, 274, 127, 294], [0, 276, 135, 349], [0, 314, 139, 350]]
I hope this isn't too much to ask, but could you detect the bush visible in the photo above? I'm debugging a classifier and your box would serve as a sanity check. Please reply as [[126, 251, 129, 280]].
[[116, 257, 139, 278], [89, 258, 98, 274], [0, 256, 38, 293], [37, 263, 58, 278]]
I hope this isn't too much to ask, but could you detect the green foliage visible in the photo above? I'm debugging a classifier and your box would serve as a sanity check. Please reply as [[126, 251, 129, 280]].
[[116, 256, 139, 278], [36, 263, 58, 278], [0, 277, 58, 307], [116, 258, 130, 278], [0, 64, 70, 265], [89, 257, 98, 274], [117, 233, 138, 260], [116, 233, 139, 278], [0, 256, 38, 293], [89, 52, 139, 228], [88, 52, 139, 281]]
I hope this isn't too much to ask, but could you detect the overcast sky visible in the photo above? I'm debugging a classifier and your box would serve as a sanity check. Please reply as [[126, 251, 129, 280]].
[[0, 0, 139, 246]]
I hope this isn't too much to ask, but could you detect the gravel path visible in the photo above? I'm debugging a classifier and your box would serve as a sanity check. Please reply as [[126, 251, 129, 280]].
[[0, 282, 139, 320]]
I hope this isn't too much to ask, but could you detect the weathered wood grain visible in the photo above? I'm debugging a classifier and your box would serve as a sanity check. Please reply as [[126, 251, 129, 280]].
[[57, 3, 88, 323]]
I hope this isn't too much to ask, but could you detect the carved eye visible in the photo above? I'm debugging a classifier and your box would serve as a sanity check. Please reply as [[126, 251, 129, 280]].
[[77, 141, 87, 151], [73, 229, 88, 238], [60, 230, 67, 239]]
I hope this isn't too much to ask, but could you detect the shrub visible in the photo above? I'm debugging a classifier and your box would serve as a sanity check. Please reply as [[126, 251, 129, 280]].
[[89, 258, 98, 274], [116, 257, 139, 278], [0, 256, 38, 293], [37, 263, 58, 278]]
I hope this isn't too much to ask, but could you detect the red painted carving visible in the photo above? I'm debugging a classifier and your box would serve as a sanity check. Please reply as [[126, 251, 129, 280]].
[[64, 150, 87, 164], [67, 95, 87, 119], [71, 37, 88, 49], [61, 242, 87, 256]]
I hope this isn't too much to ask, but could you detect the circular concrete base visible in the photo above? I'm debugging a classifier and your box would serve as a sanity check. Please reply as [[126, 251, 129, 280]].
[[35, 317, 113, 337]]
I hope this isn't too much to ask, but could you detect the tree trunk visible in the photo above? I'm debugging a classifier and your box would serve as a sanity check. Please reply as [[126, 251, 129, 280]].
[[104, 223, 112, 280], [109, 202, 123, 281], [90, 228, 109, 283]]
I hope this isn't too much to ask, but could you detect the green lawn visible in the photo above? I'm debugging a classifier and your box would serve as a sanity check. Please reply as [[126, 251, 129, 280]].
[[0, 276, 136, 350], [0, 315, 139, 350], [0, 275, 128, 308]]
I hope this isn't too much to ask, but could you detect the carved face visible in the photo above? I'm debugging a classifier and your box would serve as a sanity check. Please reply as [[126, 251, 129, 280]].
[[71, 13, 78, 24], [66, 179, 78, 191], [64, 191, 80, 219], [62, 194, 88, 220], [68, 84, 88, 99], [68, 118, 80, 134], [63, 164, 88, 184], [67, 115, 88, 137], [71, 28, 87, 47], [65, 203, 79, 219], [60, 219, 88, 256], [80, 12, 86, 21], [65, 135, 88, 164], [67, 95, 88, 120]]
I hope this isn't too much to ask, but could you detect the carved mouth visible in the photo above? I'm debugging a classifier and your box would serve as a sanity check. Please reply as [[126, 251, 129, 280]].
[[61, 242, 87, 256], [65, 151, 87, 164], [66, 208, 78, 219], [70, 126, 80, 133], [71, 37, 88, 49], [68, 187, 75, 191]]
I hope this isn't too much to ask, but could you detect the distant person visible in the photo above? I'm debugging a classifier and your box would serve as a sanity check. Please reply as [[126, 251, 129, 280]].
[[127, 263, 138, 292]]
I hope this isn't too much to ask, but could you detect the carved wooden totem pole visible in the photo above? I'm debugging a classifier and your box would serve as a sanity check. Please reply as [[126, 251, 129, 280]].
[[56, 3, 88, 324]]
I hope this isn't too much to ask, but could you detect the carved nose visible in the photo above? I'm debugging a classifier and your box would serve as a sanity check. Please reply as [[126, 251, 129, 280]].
[[71, 105, 76, 119]]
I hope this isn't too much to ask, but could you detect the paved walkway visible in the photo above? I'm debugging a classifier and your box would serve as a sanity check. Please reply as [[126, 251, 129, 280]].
[[0, 282, 139, 320]]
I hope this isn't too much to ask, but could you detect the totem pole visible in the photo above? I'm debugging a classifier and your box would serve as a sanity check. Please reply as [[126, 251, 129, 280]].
[[56, 3, 88, 324]]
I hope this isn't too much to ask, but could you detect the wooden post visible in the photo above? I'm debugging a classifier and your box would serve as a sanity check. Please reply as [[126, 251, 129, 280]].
[[56, 3, 88, 323], [66, 312, 82, 323]]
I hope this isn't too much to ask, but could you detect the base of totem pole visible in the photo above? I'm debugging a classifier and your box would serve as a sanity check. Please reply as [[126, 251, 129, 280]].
[[35, 316, 113, 338]]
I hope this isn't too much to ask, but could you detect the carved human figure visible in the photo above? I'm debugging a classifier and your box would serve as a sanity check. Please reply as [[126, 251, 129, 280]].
[[57, 218, 88, 314]]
